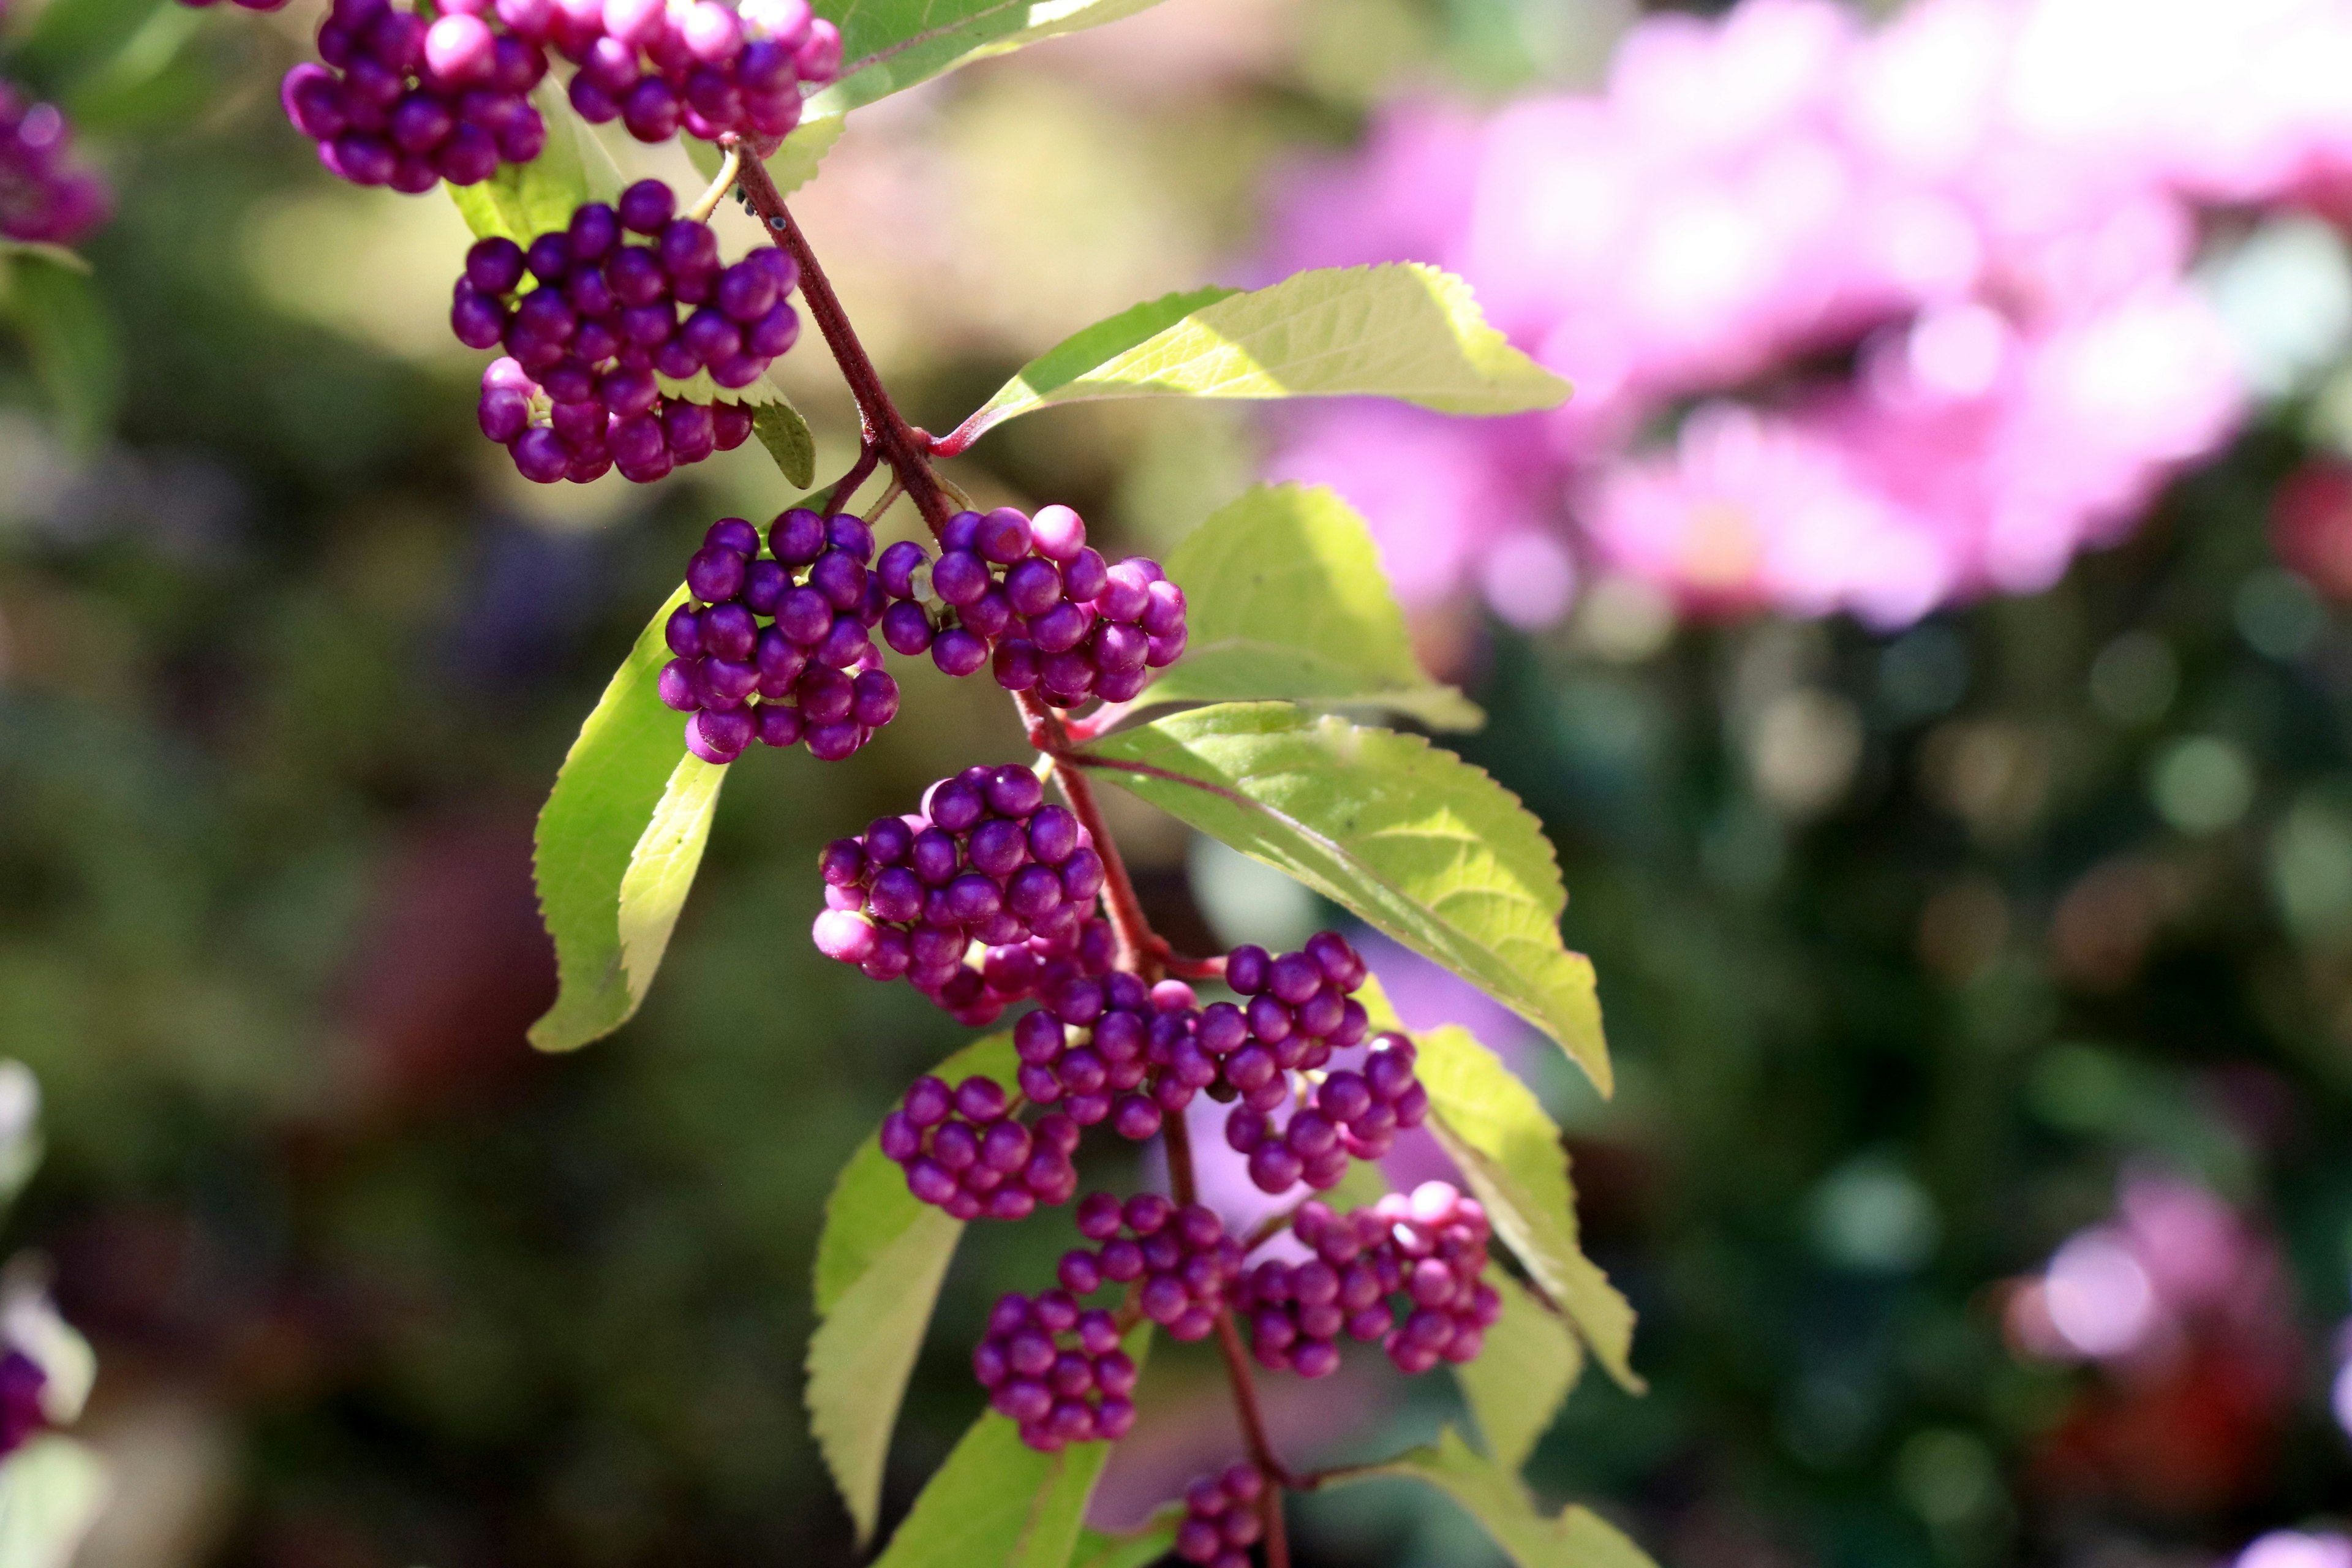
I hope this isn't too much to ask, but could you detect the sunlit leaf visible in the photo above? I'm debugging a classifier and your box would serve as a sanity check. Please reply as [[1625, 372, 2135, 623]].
[[616, 754, 726, 999], [810, 1035, 1016, 1544], [952, 265, 1569, 445], [1335, 1427, 1654, 1568], [445, 83, 616, 245], [529, 587, 693, 1052], [1079, 704, 1609, 1093], [1415, 1027, 1639, 1392], [1141, 483, 1482, 729], [1069, 1515, 1180, 1568], [815, 0, 1171, 118], [754, 398, 818, 488], [1452, 1271, 1581, 1473], [872, 1324, 1154, 1568], [0, 1437, 108, 1568]]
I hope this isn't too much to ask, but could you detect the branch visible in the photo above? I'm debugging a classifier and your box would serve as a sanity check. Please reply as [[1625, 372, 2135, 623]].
[[733, 144, 954, 535], [730, 142, 1289, 1556]]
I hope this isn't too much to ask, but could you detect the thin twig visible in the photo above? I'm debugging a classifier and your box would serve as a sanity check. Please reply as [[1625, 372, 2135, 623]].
[[733, 148, 954, 535], [821, 445, 879, 516], [684, 146, 742, 224]]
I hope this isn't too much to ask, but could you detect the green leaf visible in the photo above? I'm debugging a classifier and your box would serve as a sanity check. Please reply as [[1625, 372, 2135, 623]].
[[815, 0, 1171, 118], [1338, 1428, 1654, 1568], [952, 264, 1569, 445], [1070, 1515, 1180, 1568], [529, 587, 693, 1052], [446, 83, 616, 245], [616, 754, 726, 1000], [1453, 1271, 1580, 1474], [1415, 1027, 1639, 1393], [872, 1324, 1154, 1568], [0, 251, 120, 450], [0, 1437, 109, 1568], [768, 113, 846, 196], [810, 1035, 1017, 1543], [1077, 703, 1610, 1093], [754, 398, 818, 488], [1140, 483, 1481, 729]]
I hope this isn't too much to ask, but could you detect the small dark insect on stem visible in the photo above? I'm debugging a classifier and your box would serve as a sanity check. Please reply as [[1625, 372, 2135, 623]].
[[729, 144, 1297, 1548]]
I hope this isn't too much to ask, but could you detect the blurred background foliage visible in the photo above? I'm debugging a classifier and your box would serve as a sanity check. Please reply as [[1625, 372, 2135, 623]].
[[4, 0, 2352, 1564]]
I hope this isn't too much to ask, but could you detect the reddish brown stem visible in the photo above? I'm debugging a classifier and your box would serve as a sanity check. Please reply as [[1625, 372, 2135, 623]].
[[734, 149, 953, 537], [734, 144, 1293, 1554]]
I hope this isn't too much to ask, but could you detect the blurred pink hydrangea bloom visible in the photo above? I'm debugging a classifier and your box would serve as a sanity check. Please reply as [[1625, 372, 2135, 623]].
[[1257, 0, 2352, 627]]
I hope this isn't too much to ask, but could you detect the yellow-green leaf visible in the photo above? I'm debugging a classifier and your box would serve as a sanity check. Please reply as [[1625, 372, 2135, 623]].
[[1078, 703, 1609, 1093], [754, 398, 817, 488], [810, 1035, 1017, 1544], [1141, 483, 1481, 729], [445, 83, 614, 245], [872, 1324, 1154, 1568], [0, 1437, 108, 1568], [529, 587, 692, 1052], [616, 754, 726, 998], [815, 0, 1171, 118], [1452, 1271, 1581, 1474], [952, 264, 1569, 445], [1338, 1427, 1654, 1568], [1416, 1027, 1639, 1393]]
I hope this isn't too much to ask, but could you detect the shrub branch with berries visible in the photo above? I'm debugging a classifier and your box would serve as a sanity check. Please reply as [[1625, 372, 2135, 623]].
[[162, 0, 1655, 1562]]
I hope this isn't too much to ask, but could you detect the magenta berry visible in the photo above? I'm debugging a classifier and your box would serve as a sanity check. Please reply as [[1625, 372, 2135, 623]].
[[971, 1290, 1136, 1452], [883, 1072, 1079, 1221], [811, 763, 1118, 1021], [662, 512, 912, 763], [458, 187, 788, 483], [1239, 1185, 1501, 1378], [866, 505, 1185, 708], [0, 89, 110, 244], [282, 0, 548, 190], [1052, 1195, 1242, 1344], [1173, 1464, 1267, 1567]]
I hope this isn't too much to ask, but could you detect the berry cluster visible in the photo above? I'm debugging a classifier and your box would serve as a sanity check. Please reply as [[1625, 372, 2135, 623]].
[[1057, 1193, 1244, 1342], [557, 0, 840, 148], [875, 505, 1188, 706], [971, 1289, 1138, 1452], [1, 86, 109, 244], [812, 764, 1117, 1022], [1173, 1464, 1267, 1568], [1011, 974, 1216, 1141], [0, 1351, 42, 1458], [1224, 1029, 1426, 1195], [879, 1073, 1079, 1221], [660, 514, 899, 763], [1240, 1185, 1500, 1379], [281, 0, 548, 191], [460, 182, 793, 483]]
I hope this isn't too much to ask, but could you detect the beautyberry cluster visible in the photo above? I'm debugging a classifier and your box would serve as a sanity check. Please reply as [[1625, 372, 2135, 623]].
[[557, 0, 839, 148], [1173, 1464, 1267, 1568], [659, 513, 899, 762], [971, 1288, 1137, 1452], [1225, 1028, 1425, 1195], [1057, 1193, 1243, 1342], [1240, 1185, 1501, 1379], [0, 1351, 42, 1457], [881, 1073, 1079, 1221], [812, 764, 1116, 1022], [875, 505, 1187, 706], [1010, 974, 1216, 1141], [281, 0, 548, 190], [460, 181, 792, 483], [0, 85, 109, 244]]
